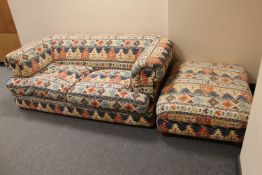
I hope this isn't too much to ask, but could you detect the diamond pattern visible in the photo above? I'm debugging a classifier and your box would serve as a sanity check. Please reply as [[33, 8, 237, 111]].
[[5, 34, 173, 127], [208, 98, 219, 106], [156, 61, 253, 143]]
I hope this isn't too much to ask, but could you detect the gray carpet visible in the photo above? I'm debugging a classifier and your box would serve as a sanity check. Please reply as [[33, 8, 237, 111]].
[[0, 66, 240, 175]]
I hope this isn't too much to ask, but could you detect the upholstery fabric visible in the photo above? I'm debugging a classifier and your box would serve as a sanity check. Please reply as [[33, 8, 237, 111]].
[[5, 37, 53, 77], [7, 63, 93, 101], [81, 69, 131, 89], [5, 34, 174, 100], [157, 118, 245, 143], [156, 61, 253, 142], [131, 37, 174, 99], [5, 34, 173, 127], [67, 69, 149, 114], [15, 96, 155, 127], [51, 34, 149, 70]]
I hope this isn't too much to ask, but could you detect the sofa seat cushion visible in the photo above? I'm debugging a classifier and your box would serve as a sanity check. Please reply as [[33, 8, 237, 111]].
[[157, 61, 253, 130], [67, 70, 150, 114], [6, 63, 93, 101], [81, 69, 131, 89]]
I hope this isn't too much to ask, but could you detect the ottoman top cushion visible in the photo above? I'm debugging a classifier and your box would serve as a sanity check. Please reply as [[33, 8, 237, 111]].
[[156, 61, 253, 129]]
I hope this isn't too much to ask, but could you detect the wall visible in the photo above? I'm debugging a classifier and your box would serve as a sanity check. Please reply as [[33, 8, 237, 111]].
[[8, 0, 262, 83], [240, 58, 262, 175], [168, 0, 262, 83], [8, 0, 168, 44]]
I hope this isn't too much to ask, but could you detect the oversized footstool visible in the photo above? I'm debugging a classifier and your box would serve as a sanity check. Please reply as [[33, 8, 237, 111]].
[[156, 61, 253, 143]]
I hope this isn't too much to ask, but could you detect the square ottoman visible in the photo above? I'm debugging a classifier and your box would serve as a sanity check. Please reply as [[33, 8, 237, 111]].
[[156, 61, 253, 143]]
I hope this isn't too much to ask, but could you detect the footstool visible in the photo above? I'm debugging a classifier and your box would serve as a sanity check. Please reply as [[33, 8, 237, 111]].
[[156, 61, 253, 143]]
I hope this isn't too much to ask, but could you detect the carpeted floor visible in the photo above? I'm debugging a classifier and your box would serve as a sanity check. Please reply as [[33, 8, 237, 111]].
[[0, 66, 240, 175]]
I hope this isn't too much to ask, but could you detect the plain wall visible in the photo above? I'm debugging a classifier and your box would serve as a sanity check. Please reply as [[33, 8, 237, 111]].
[[240, 59, 262, 175], [8, 0, 262, 83], [8, 0, 168, 44], [168, 0, 262, 83]]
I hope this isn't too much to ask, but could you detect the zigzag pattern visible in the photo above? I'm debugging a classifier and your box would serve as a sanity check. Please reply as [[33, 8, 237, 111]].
[[156, 61, 252, 143], [15, 96, 156, 127], [157, 118, 245, 143]]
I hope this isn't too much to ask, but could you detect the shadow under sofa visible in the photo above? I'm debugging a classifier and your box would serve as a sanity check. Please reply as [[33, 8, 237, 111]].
[[5, 34, 174, 127]]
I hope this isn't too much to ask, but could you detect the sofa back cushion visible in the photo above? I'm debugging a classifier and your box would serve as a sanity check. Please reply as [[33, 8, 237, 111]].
[[51, 34, 153, 70]]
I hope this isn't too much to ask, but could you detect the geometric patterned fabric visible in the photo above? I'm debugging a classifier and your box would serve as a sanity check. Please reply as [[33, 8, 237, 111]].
[[6, 63, 93, 101], [5, 34, 174, 127], [156, 61, 253, 142], [5, 34, 174, 100]]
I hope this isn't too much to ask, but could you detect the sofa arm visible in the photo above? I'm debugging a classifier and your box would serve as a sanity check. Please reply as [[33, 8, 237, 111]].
[[4, 37, 53, 77], [130, 37, 174, 100]]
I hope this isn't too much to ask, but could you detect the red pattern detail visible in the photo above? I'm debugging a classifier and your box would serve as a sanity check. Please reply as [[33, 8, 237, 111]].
[[81, 48, 90, 59], [59, 47, 66, 59], [91, 100, 100, 108], [124, 104, 135, 112], [82, 110, 89, 119], [18, 89, 26, 95], [195, 117, 211, 125], [106, 47, 116, 60], [197, 127, 209, 137], [118, 91, 129, 97], [139, 72, 149, 85], [32, 60, 40, 74]]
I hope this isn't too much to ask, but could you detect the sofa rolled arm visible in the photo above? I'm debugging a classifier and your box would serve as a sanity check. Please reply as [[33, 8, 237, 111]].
[[5, 37, 53, 77], [130, 37, 174, 100]]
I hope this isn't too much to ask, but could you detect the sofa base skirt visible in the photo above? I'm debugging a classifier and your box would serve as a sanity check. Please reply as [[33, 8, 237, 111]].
[[14, 96, 156, 127], [156, 118, 245, 143]]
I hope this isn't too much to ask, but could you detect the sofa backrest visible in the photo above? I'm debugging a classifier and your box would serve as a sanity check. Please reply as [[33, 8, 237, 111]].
[[51, 34, 155, 70]]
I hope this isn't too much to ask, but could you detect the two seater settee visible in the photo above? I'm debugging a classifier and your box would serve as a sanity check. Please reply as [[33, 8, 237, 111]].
[[5, 34, 174, 127]]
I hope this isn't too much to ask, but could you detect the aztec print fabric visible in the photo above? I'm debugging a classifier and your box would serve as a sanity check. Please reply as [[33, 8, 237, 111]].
[[5, 34, 174, 100], [51, 34, 149, 70], [81, 69, 131, 89], [6, 63, 93, 101], [5, 34, 173, 127], [51, 34, 174, 99], [157, 118, 245, 143], [67, 69, 150, 114], [131, 37, 174, 99], [156, 61, 253, 142], [15, 96, 156, 127], [5, 37, 53, 77]]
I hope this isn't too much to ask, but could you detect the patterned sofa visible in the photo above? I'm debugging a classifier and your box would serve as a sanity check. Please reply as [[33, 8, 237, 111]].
[[5, 34, 174, 127], [156, 61, 253, 143]]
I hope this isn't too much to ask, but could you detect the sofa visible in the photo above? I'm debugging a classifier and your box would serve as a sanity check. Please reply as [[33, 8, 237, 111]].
[[5, 34, 174, 127], [156, 61, 253, 143]]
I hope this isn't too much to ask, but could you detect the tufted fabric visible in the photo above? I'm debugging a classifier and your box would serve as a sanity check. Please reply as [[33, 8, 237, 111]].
[[156, 61, 253, 143], [67, 70, 150, 114], [6, 63, 93, 101]]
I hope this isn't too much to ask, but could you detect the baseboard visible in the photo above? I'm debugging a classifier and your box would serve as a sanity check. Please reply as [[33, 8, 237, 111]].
[[0, 62, 5, 66], [236, 155, 242, 175]]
